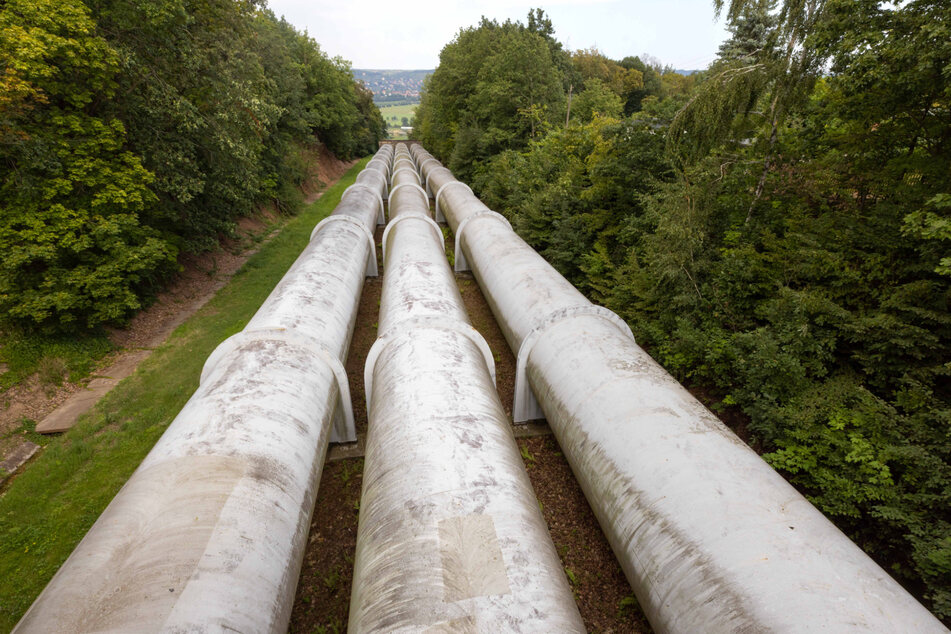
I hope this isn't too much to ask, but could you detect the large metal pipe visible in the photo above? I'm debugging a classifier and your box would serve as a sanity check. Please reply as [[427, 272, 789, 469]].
[[413, 146, 948, 632], [14, 151, 389, 633], [349, 145, 584, 632]]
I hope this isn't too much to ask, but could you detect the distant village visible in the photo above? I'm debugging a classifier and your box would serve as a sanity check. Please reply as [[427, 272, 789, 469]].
[[353, 69, 432, 103]]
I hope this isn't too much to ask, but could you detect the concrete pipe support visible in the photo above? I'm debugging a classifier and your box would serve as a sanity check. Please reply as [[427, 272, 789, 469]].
[[349, 147, 584, 632], [413, 147, 948, 633], [14, 150, 389, 633]]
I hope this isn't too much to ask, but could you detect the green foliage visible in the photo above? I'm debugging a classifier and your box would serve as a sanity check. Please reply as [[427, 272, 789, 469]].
[[0, 0, 383, 332], [436, 1, 951, 621], [0, 0, 178, 330], [571, 47, 643, 98], [570, 79, 623, 123], [0, 330, 113, 390], [415, 11, 565, 180]]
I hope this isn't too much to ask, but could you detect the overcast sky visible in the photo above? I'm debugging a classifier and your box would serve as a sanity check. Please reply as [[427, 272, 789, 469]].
[[265, 0, 731, 71]]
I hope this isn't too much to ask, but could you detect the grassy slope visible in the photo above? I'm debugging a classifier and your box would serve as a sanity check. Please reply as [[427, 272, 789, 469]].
[[0, 158, 369, 631]]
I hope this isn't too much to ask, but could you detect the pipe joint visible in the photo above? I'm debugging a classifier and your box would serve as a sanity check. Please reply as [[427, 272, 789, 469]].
[[381, 213, 442, 261], [363, 317, 496, 416], [391, 166, 419, 183], [200, 327, 357, 443], [513, 305, 633, 422], [309, 215, 378, 277], [387, 182, 428, 209], [342, 183, 386, 225], [453, 211, 512, 272], [418, 157, 440, 189], [434, 180, 472, 223], [366, 158, 391, 178]]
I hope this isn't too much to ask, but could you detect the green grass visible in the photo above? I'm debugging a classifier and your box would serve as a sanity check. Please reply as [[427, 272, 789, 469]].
[[0, 332, 114, 391], [378, 102, 417, 127], [0, 158, 370, 631]]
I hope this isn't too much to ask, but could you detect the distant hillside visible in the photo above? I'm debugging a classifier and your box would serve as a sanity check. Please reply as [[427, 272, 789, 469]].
[[353, 69, 432, 103]]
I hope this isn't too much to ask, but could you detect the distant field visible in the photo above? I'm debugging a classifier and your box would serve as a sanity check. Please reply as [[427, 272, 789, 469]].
[[378, 102, 417, 128]]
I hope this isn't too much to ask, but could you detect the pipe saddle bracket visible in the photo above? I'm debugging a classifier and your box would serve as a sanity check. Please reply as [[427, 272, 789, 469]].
[[310, 215, 378, 277], [381, 213, 443, 262], [363, 317, 497, 417], [200, 327, 357, 443], [434, 180, 472, 223], [513, 305, 634, 423], [366, 157, 391, 179], [453, 211, 512, 272], [418, 157, 441, 192], [342, 183, 386, 226], [388, 182, 429, 210], [390, 166, 420, 184]]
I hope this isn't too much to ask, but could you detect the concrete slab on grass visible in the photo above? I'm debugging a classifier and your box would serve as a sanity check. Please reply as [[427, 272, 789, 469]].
[[0, 441, 40, 477], [36, 349, 152, 434]]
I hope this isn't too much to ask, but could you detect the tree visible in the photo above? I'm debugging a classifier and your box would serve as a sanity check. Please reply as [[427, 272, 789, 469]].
[[0, 0, 177, 329], [0, 0, 384, 331], [570, 79, 623, 122], [572, 48, 643, 98], [619, 55, 663, 114], [416, 12, 565, 180]]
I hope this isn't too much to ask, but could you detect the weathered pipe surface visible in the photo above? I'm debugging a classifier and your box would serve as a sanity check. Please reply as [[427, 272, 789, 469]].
[[14, 149, 390, 634], [356, 164, 388, 198], [412, 146, 948, 633], [349, 146, 584, 632]]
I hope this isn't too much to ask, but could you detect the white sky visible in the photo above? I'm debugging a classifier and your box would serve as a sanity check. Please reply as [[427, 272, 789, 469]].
[[265, 0, 731, 70]]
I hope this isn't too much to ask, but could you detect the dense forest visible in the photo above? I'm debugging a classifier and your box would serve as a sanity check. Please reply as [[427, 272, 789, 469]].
[[415, 2, 951, 620], [0, 0, 385, 332]]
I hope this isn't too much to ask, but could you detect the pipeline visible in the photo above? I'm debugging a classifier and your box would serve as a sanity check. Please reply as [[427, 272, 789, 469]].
[[349, 145, 584, 632], [412, 145, 948, 633], [13, 150, 390, 633]]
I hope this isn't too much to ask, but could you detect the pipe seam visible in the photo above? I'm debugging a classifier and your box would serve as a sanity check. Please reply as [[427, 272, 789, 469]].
[[341, 183, 386, 225], [434, 180, 472, 223], [380, 213, 442, 261], [513, 305, 634, 422], [309, 215, 378, 277], [362, 317, 497, 417], [453, 210, 512, 272], [200, 327, 356, 443], [387, 182, 428, 208]]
